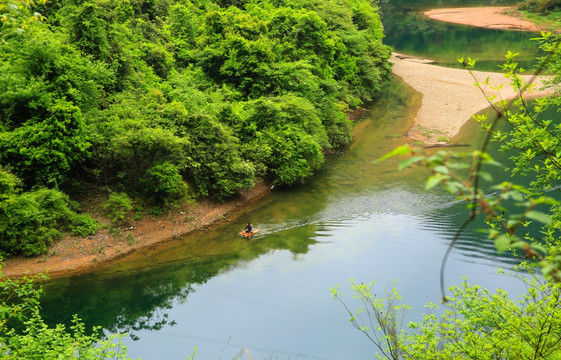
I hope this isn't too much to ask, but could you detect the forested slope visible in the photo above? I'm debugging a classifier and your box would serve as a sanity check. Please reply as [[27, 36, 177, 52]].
[[0, 0, 391, 256]]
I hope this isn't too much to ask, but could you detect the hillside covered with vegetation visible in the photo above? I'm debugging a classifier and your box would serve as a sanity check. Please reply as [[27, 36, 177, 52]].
[[0, 0, 392, 256]]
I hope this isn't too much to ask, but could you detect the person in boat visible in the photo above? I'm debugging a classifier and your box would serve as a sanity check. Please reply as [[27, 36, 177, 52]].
[[244, 222, 253, 234]]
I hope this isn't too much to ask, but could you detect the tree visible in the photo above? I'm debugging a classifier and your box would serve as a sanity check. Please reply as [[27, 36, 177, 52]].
[[62, 2, 109, 61], [0, 98, 90, 188], [239, 94, 327, 185], [140, 161, 189, 206], [518, 0, 561, 14]]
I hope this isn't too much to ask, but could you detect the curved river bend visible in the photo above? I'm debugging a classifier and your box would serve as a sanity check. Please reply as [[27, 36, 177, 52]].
[[40, 1, 544, 359]]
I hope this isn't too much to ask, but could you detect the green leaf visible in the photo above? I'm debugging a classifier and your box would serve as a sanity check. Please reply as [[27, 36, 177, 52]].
[[525, 211, 552, 225], [507, 191, 525, 202], [433, 165, 449, 174], [398, 156, 424, 171], [376, 145, 412, 162], [494, 235, 511, 253], [530, 243, 547, 255], [510, 240, 525, 249], [478, 171, 493, 182], [449, 162, 470, 170], [444, 181, 463, 194], [542, 263, 557, 275], [426, 174, 445, 190]]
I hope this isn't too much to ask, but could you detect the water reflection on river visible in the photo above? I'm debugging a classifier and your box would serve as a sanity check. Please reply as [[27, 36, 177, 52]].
[[40, 2, 545, 359]]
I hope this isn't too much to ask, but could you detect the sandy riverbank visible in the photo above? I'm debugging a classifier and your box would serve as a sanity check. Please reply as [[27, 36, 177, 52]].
[[425, 6, 541, 31], [392, 6, 552, 144], [391, 53, 552, 144]]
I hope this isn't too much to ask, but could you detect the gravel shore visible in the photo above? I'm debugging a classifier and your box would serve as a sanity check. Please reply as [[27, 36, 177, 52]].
[[399, 6, 552, 144]]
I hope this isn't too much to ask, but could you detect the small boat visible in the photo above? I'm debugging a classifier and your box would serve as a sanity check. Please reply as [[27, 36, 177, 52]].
[[238, 229, 259, 238]]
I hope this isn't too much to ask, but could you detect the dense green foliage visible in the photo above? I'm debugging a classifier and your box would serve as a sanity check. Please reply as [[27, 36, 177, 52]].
[[0, 268, 131, 359], [0, 0, 391, 195], [0, 0, 391, 255]]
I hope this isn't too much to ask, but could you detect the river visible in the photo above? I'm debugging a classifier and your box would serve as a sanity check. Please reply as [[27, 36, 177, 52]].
[[39, 1, 545, 359]]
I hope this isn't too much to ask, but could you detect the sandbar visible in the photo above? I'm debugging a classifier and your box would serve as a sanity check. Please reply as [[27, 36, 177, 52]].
[[424, 6, 541, 31], [391, 53, 552, 144]]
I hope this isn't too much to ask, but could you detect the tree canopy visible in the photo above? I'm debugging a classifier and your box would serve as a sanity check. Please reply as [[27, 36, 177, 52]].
[[0, 0, 391, 256]]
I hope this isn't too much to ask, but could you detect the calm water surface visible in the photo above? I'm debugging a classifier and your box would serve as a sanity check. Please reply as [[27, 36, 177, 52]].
[[39, 2, 544, 359]]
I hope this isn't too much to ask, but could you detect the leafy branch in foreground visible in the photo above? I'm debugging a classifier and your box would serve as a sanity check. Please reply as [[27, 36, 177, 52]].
[[333, 272, 561, 360], [331, 280, 410, 360], [381, 145, 559, 284], [0, 265, 133, 359]]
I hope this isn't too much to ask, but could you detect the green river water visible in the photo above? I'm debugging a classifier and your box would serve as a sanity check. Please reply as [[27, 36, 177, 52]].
[[39, 1, 548, 359]]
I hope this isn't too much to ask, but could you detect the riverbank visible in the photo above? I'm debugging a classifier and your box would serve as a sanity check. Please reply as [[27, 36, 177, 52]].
[[2, 182, 272, 278], [424, 6, 541, 31], [391, 53, 552, 144]]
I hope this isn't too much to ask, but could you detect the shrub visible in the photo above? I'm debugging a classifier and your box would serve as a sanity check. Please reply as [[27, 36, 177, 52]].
[[0, 167, 19, 199], [0, 189, 98, 256], [68, 213, 100, 237], [333, 275, 561, 360], [103, 192, 133, 224], [518, 0, 561, 13], [141, 162, 188, 206]]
